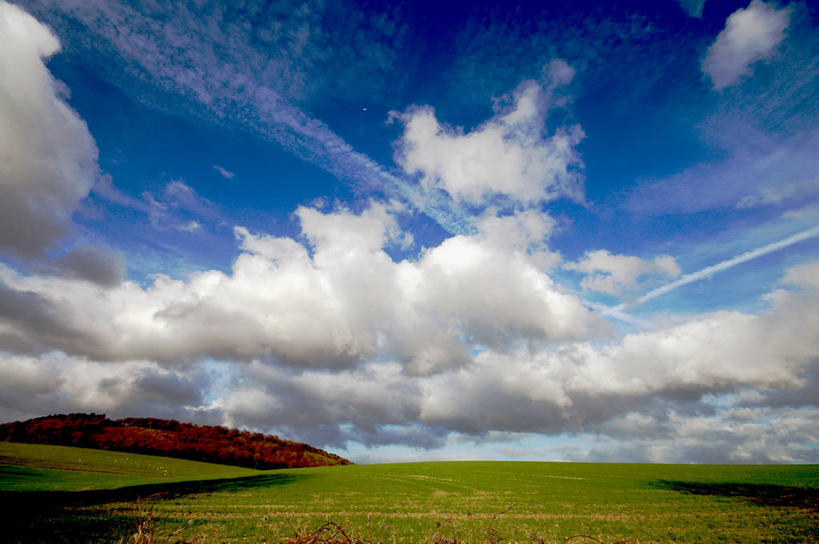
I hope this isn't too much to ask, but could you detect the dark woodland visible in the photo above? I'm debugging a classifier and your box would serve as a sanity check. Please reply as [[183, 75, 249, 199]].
[[0, 413, 351, 469]]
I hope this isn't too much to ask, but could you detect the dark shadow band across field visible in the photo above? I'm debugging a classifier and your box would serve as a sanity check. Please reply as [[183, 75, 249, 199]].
[[0, 471, 307, 509], [651, 479, 819, 511], [0, 472, 309, 543]]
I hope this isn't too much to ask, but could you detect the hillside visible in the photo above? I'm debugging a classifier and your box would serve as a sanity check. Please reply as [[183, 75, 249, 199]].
[[0, 441, 261, 492], [3, 451, 817, 544], [0, 413, 350, 470]]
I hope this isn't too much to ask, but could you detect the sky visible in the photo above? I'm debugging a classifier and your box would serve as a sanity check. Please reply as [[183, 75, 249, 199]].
[[0, 0, 817, 464]]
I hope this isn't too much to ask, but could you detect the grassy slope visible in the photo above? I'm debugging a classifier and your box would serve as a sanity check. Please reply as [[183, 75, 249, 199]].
[[1, 443, 817, 543], [0, 441, 260, 491]]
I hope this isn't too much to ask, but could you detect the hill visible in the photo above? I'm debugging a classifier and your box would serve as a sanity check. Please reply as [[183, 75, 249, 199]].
[[0, 441, 261, 492], [0, 413, 350, 470], [2, 449, 817, 544]]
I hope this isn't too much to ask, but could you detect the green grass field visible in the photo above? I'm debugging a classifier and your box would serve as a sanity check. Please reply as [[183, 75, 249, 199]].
[[0, 441, 259, 491], [1, 442, 817, 544]]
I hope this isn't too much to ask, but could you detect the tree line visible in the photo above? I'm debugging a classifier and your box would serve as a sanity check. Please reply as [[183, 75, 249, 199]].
[[0, 413, 351, 470]]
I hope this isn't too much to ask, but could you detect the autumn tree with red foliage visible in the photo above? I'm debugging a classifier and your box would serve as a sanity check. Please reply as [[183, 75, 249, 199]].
[[0, 414, 351, 469]]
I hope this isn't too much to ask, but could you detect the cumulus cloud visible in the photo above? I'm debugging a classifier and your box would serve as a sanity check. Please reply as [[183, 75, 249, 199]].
[[419, 298, 814, 436], [0, 1, 98, 256], [48, 245, 125, 287], [783, 258, 819, 290], [0, 352, 210, 423], [303, 260, 817, 453], [702, 0, 791, 90], [393, 63, 584, 206], [0, 202, 598, 373], [1, 252, 817, 461], [214, 259, 818, 457], [584, 405, 819, 464], [564, 250, 680, 297], [221, 360, 446, 449]]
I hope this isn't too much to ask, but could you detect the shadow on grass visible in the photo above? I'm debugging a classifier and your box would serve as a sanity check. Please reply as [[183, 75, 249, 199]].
[[0, 471, 305, 508], [0, 472, 307, 543], [651, 479, 819, 511]]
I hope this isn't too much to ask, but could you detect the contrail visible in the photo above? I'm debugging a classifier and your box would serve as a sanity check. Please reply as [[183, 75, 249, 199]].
[[614, 225, 819, 311], [583, 300, 652, 328]]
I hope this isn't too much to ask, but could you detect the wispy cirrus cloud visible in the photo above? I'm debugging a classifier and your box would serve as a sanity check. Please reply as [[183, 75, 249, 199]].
[[143, 180, 224, 234], [627, 124, 819, 215], [22, 0, 472, 233]]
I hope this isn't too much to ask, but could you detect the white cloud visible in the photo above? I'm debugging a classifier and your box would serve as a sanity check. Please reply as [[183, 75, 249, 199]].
[[144, 180, 224, 233], [474, 210, 562, 270], [736, 174, 819, 209], [393, 71, 584, 206], [176, 221, 202, 233], [0, 352, 208, 422], [213, 165, 235, 180], [0, 1, 98, 256], [702, 0, 791, 90], [782, 258, 819, 290], [2, 2, 817, 463], [0, 202, 598, 373], [417, 266, 819, 443], [564, 250, 680, 297], [1, 255, 817, 461], [222, 360, 434, 448], [587, 405, 819, 463]]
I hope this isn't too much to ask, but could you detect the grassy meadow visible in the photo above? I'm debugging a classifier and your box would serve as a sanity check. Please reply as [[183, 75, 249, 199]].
[[1, 442, 817, 543]]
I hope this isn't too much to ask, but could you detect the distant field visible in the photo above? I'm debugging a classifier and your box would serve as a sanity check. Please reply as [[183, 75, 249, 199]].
[[1, 442, 817, 544]]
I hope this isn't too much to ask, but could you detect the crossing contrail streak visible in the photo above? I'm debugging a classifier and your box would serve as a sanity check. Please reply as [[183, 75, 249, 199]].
[[611, 225, 819, 312]]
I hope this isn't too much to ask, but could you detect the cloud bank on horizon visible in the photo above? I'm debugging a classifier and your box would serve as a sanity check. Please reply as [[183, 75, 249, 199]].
[[0, 0, 817, 464]]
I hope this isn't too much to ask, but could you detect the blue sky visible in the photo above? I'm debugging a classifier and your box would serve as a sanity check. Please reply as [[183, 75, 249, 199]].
[[0, 0, 817, 463]]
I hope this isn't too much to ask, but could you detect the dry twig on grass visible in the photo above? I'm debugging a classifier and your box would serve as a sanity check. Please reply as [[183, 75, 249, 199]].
[[122, 499, 191, 544], [484, 503, 516, 544], [562, 535, 626, 544], [283, 511, 627, 544], [286, 520, 369, 544]]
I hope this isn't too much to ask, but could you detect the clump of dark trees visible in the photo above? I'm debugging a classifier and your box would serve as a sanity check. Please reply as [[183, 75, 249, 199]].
[[0, 413, 350, 470]]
